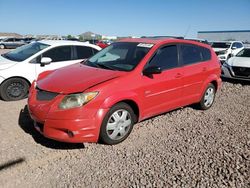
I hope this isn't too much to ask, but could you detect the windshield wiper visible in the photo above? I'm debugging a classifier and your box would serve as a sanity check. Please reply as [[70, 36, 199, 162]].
[[95, 63, 116, 70]]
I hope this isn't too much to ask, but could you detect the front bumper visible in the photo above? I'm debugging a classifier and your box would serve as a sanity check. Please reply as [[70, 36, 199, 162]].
[[28, 85, 109, 143], [221, 65, 250, 81]]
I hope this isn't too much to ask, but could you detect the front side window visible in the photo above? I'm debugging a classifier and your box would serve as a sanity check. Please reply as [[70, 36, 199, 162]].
[[42, 46, 72, 62], [181, 45, 202, 65], [147, 45, 178, 70], [236, 49, 250, 57], [85, 42, 151, 71], [1, 42, 50, 62]]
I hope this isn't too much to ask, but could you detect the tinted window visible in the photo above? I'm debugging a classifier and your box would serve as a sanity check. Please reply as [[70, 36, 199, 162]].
[[181, 45, 202, 65], [148, 45, 178, 70], [43, 46, 72, 62], [200, 47, 211, 61], [236, 49, 250, 57], [76, 46, 97, 59]]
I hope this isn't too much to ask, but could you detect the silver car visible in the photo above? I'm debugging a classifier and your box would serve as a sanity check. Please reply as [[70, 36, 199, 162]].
[[0, 38, 26, 49]]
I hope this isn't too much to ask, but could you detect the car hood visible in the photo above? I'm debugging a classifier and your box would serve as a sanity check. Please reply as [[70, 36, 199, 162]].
[[0, 55, 17, 70], [213, 48, 227, 52], [227, 57, 250, 67], [37, 63, 126, 94]]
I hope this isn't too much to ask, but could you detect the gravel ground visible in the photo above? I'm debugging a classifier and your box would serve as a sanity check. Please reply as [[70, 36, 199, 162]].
[[0, 48, 249, 187]]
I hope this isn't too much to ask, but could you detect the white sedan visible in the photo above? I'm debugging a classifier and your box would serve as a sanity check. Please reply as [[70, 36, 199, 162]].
[[0, 40, 101, 101], [221, 48, 250, 81]]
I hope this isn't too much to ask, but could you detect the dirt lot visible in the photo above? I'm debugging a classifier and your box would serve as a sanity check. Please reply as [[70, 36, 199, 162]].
[[0, 49, 249, 187]]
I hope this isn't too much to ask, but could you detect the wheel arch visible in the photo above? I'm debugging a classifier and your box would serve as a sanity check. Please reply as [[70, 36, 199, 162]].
[[0, 76, 32, 87]]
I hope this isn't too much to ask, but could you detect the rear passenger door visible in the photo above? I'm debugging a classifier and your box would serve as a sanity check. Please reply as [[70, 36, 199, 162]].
[[35, 46, 80, 76], [74, 46, 98, 60], [141, 45, 183, 117], [179, 44, 211, 106]]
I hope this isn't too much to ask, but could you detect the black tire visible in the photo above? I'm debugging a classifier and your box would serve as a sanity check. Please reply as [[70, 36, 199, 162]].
[[0, 44, 5, 49], [198, 83, 216, 110], [0, 78, 30, 101], [99, 102, 136, 145]]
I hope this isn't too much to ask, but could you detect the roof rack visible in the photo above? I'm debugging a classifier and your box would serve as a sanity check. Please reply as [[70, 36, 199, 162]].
[[141, 36, 184, 39]]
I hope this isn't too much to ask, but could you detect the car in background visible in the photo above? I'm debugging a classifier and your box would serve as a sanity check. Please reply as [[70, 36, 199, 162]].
[[23, 37, 36, 44], [210, 41, 244, 62], [0, 37, 26, 49], [221, 48, 250, 81], [0, 40, 101, 101], [96, 41, 109, 48], [28, 37, 221, 145]]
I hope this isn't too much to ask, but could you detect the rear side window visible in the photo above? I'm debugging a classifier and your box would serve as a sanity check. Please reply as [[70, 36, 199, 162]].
[[148, 45, 178, 70], [180, 44, 211, 65], [200, 47, 211, 61], [181, 44, 202, 65], [42, 46, 72, 62], [76, 46, 98, 59]]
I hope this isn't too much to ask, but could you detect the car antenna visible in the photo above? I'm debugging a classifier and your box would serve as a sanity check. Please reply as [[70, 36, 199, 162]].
[[183, 25, 191, 38]]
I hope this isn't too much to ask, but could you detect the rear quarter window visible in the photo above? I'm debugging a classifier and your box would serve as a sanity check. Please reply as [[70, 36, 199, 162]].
[[76, 46, 98, 59], [181, 44, 211, 65]]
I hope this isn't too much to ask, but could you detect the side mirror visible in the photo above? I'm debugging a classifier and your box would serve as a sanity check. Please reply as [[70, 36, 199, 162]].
[[143, 66, 162, 75], [40, 57, 52, 66], [231, 46, 237, 50]]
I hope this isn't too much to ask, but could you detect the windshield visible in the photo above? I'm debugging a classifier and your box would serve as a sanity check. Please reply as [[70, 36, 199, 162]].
[[85, 42, 152, 71], [2, 42, 50, 62], [211, 42, 231, 49], [236, 49, 250, 57]]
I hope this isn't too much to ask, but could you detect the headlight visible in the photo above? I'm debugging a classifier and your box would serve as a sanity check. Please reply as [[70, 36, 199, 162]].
[[223, 61, 230, 68], [59, 92, 98, 109]]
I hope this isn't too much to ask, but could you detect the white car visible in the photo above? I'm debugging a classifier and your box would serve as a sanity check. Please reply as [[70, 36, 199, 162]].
[[0, 40, 101, 101], [210, 41, 244, 62], [221, 48, 250, 81]]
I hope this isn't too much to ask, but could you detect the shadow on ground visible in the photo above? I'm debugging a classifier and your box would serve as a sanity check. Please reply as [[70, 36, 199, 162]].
[[18, 105, 85, 150], [222, 77, 250, 85]]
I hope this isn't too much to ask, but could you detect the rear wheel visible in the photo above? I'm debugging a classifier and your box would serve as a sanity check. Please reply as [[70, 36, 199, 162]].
[[0, 78, 30, 101], [99, 103, 136, 145], [198, 83, 216, 110], [0, 44, 5, 49]]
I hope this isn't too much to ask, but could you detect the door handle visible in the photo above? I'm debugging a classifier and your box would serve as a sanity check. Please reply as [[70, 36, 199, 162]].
[[175, 73, 182, 78]]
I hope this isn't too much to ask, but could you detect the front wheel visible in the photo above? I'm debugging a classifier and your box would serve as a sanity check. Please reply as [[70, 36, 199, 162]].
[[198, 83, 216, 110], [0, 78, 30, 101], [99, 103, 136, 145]]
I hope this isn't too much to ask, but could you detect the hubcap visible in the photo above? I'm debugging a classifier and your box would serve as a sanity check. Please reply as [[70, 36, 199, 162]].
[[6, 82, 25, 98], [106, 109, 132, 140], [204, 87, 214, 107]]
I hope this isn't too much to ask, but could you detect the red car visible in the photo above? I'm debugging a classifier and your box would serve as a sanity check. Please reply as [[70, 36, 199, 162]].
[[96, 41, 109, 49], [28, 38, 222, 145]]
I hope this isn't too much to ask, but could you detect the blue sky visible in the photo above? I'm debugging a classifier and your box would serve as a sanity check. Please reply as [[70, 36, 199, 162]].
[[0, 0, 249, 37]]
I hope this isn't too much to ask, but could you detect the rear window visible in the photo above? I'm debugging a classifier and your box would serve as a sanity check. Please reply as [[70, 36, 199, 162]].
[[200, 46, 211, 61]]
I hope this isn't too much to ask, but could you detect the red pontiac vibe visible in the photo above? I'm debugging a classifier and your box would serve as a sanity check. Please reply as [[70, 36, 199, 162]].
[[28, 37, 222, 145]]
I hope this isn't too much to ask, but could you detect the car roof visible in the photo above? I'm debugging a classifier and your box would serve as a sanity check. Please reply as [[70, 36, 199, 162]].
[[210, 41, 242, 43], [118, 37, 211, 48], [39, 40, 101, 49]]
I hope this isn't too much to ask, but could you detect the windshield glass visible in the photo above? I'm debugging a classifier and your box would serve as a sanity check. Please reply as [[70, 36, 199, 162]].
[[85, 42, 152, 71], [2, 42, 50, 62], [236, 49, 250, 57], [211, 42, 231, 48]]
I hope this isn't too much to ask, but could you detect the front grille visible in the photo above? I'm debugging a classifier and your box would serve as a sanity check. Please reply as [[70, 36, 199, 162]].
[[36, 87, 58, 101], [232, 66, 250, 78]]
